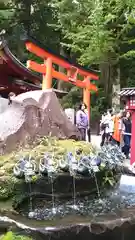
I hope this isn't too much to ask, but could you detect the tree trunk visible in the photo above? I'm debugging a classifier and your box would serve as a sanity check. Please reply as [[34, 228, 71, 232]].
[[99, 62, 113, 107], [112, 66, 120, 111], [100, 62, 120, 111]]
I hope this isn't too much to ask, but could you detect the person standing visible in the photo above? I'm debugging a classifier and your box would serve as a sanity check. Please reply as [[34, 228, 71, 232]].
[[76, 103, 88, 141], [100, 112, 107, 146], [100, 109, 114, 146], [112, 111, 123, 146], [84, 107, 91, 142], [122, 111, 131, 158], [105, 109, 114, 143]]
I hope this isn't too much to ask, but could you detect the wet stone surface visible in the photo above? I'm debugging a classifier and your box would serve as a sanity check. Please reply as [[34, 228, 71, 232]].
[[26, 189, 135, 221]]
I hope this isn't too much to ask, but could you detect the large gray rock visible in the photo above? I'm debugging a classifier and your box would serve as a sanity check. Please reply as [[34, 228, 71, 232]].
[[0, 89, 80, 153]]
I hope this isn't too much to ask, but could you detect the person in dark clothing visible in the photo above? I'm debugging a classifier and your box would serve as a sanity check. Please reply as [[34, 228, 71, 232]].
[[100, 112, 106, 146], [122, 111, 131, 158]]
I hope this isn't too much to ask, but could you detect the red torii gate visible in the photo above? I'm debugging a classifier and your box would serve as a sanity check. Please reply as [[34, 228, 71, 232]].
[[24, 37, 99, 120]]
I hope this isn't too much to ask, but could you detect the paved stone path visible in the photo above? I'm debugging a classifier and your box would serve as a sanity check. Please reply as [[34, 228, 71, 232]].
[[91, 135, 101, 149]]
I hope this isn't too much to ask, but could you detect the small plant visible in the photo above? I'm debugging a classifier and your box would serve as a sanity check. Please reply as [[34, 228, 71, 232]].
[[31, 175, 38, 182], [0, 231, 31, 240], [102, 171, 116, 186]]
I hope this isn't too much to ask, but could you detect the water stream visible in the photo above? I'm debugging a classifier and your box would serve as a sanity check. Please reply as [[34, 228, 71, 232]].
[[25, 182, 135, 221], [9, 143, 135, 240], [92, 170, 101, 198], [1, 186, 135, 230], [1, 178, 135, 240], [72, 177, 77, 209], [51, 177, 57, 214], [28, 182, 33, 213]]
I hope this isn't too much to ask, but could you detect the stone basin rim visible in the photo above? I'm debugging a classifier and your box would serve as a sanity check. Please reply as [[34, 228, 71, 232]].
[[1, 213, 135, 235]]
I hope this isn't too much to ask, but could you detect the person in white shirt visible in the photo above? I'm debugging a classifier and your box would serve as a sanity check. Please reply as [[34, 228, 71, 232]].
[[100, 109, 114, 146]]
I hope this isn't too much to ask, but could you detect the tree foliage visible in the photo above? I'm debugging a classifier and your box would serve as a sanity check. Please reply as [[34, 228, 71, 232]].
[[1, 0, 135, 120], [52, 0, 135, 64], [51, 0, 135, 115]]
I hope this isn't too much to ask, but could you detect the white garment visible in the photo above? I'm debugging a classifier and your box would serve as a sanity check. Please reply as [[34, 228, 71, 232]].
[[101, 115, 114, 134]]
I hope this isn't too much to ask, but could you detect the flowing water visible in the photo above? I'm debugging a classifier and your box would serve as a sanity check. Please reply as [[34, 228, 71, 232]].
[[2, 187, 135, 225], [9, 142, 135, 239], [28, 182, 33, 213], [50, 177, 57, 214], [25, 181, 135, 221], [72, 177, 78, 209], [92, 171, 101, 198], [1, 179, 135, 240]]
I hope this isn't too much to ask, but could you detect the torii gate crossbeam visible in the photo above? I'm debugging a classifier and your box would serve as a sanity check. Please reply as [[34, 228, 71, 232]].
[[24, 36, 99, 121]]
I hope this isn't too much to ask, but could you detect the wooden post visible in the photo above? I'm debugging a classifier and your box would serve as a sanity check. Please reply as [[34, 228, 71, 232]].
[[83, 87, 91, 142], [42, 57, 52, 90], [83, 77, 90, 120], [83, 88, 90, 121]]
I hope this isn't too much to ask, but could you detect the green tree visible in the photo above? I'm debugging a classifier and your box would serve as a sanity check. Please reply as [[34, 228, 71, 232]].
[[52, 0, 135, 110], [7, 0, 60, 55], [2, 0, 135, 118]]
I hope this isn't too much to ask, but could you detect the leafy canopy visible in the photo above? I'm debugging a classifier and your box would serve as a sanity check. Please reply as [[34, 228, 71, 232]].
[[52, 0, 135, 65]]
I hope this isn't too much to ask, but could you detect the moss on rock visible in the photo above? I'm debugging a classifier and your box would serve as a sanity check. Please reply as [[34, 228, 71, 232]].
[[0, 138, 95, 203], [0, 137, 119, 215]]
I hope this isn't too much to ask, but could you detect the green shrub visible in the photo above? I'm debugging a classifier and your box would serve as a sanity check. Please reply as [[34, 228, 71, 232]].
[[0, 231, 31, 240]]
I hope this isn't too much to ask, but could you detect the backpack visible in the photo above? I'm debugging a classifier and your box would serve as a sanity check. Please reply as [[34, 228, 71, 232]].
[[100, 122, 107, 131]]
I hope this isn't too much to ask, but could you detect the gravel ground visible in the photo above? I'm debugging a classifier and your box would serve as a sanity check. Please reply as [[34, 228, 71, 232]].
[[91, 135, 101, 149]]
